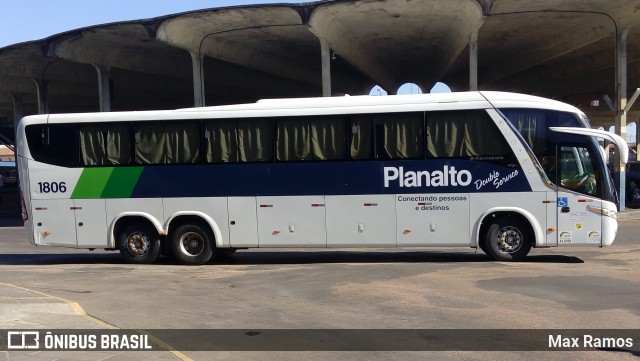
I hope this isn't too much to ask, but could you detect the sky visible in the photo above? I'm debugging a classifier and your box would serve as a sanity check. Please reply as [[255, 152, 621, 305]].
[[0, 1, 298, 48]]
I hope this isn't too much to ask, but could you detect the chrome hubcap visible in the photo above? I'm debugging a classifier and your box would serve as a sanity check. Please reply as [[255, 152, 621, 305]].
[[496, 226, 523, 253], [179, 232, 204, 256], [127, 232, 150, 256]]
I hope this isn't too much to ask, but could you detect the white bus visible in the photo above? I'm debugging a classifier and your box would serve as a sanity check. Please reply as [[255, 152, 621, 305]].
[[16, 91, 628, 265]]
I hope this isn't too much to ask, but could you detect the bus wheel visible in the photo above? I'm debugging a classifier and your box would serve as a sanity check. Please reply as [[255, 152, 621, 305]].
[[118, 224, 161, 264], [170, 224, 213, 265], [484, 217, 532, 262]]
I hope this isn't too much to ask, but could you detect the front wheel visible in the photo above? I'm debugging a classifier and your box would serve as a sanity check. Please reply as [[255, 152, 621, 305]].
[[170, 224, 214, 265], [483, 217, 532, 262]]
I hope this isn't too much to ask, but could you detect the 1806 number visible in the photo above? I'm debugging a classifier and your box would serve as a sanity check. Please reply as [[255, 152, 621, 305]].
[[37, 182, 67, 193]]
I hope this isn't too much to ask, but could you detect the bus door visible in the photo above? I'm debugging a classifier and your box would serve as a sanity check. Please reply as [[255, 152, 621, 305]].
[[555, 144, 602, 246], [228, 197, 259, 248], [73, 199, 108, 247]]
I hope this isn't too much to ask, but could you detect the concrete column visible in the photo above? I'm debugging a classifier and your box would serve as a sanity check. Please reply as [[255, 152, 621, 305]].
[[190, 51, 206, 107], [469, 30, 478, 91], [10, 94, 23, 140], [615, 27, 630, 210], [93, 64, 111, 112], [320, 38, 332, 97], [32, 79, 47, 114]]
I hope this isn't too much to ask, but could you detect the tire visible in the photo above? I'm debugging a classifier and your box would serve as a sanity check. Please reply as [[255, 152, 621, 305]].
[[118, 224, 161, 264], [170, 224, 214, 265], [483, 216, 532, 262]]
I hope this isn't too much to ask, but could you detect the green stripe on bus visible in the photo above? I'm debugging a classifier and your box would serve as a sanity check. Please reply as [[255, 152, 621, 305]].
[[101, 167, 144, 198], [71, 168, 114, 199]]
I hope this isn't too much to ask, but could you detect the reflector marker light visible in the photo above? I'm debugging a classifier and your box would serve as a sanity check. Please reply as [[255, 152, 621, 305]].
[[364, 203, 378, 207]]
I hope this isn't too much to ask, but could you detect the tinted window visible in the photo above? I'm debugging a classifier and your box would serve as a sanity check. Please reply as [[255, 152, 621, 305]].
[[276, 116, 347, 161], [374, 112, 424, 159], [426, 110, 510, 158], [134, 122, 201, 164], [500, 109, 582, 154], [79, 123, 131, 166], [204, 118, 273, 163], [25, 124, 77, 167]]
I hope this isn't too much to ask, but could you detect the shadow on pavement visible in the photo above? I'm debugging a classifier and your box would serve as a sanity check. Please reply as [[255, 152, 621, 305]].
[[214, 251, 584, 265], [0, 250, 584, 266], [0, 216, 23, 227]]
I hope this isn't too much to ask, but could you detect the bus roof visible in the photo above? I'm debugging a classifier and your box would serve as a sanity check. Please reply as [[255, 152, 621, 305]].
[[28, 91, 583, 125]]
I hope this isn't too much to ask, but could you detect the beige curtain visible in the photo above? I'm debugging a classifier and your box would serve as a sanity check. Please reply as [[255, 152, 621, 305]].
[[135, 122, 201, 164], [426, 110, 508, 157], [204, 119, 272, 163], [379, 113, 424, 159], [276, 117, 346, 161], [237, 119, 272, 162], [79, 124, 131, 165], [350, 116, 373, 160], [205, 121, 238, 163]]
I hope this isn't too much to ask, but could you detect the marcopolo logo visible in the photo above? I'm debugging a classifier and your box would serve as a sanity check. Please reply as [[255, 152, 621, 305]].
[[383, 166, 472, 188]]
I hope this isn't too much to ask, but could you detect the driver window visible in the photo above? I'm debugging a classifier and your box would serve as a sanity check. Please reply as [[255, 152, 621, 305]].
[[559, 145, 599, 196]]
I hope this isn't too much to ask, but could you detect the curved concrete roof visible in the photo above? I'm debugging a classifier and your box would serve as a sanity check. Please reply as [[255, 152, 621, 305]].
[[1, 0, 640, 138]]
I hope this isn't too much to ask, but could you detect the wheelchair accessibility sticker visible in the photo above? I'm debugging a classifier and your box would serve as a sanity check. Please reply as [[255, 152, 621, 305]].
[[557, 197, 569, 207]]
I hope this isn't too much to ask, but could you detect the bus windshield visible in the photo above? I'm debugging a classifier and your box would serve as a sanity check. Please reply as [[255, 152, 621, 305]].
[[500, 108, 615, 203]]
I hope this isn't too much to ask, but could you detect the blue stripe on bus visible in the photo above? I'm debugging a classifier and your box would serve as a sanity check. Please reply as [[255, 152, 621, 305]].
[[130, 160, 531, 198]]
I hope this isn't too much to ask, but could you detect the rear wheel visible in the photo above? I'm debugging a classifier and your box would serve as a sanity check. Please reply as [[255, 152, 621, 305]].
[[483, 216, 532, 262], [170, 224, 214, 265], [118, 224, 161, 264]]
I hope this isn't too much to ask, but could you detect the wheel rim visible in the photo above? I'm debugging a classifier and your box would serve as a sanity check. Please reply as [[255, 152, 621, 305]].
[[126, 232, 150, 256], [495, 226, 523, 253], [179, 232, 205, 257]]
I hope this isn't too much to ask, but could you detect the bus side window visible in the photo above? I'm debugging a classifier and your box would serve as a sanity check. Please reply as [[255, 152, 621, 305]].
[[559, 145, 599, 196], [426, 110, 512, 160], [374, 112, 424, 160], [79, 124, 131, 166], [134, 121, 201, 165], [275, 116, 347, 161], [349, 116, 373, 160], [25, 124, 78, 167], [204, 118, 273, 163]]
